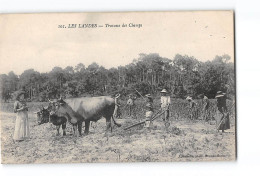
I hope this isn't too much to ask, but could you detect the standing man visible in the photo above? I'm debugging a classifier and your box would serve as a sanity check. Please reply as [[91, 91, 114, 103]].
[[200, 93, 210, 121], [145, 94, 153, 116], [160, 89, 171, 129], [144, 103, 154, 129], [145, 94, 153, 104], [113, 93, 121, 119], [186, 96, 197, 120], [127, 94, 134, 117]]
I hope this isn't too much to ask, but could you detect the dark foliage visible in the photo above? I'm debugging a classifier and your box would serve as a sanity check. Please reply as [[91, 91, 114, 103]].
[[0, 53, 234, 102]]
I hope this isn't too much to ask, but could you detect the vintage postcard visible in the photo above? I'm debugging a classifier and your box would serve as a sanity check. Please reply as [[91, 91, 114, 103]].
[[0, 11, 235, 164]]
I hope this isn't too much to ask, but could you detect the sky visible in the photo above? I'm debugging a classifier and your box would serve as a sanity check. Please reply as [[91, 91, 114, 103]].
[[0, 11, 234, 75]]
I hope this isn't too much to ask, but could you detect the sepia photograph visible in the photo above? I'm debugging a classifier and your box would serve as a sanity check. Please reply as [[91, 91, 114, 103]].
[[0, 11, 236, 164]]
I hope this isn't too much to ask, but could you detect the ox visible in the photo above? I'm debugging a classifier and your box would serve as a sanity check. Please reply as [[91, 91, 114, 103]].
[[47, 96, 121, 135], [35, 107, 68, 136]]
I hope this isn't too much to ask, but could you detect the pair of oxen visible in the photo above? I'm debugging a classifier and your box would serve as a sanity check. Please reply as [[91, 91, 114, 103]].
[[35, 96, 121, 136]]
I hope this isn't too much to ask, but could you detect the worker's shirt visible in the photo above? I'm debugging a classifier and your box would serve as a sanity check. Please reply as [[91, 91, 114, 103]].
[[203, 96, 209, 109], [127, 98, 134, 106], [145, 111, 153, 119], [146, 98, 153, 103], [161, 96, 171, 109], [189, 101, 196, 109], [217, 96, 227, 113]]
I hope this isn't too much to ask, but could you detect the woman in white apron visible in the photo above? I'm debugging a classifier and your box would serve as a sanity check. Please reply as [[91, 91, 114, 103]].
[[13, 91, 30, 142]]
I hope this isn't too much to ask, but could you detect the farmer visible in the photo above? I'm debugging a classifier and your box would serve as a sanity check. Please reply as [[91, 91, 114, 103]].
[[13, 90, 30, 142], [144, 103, 154, 128], [126, 94, 135, 117], [199, 93, 210, 121], [215, 91, 230, 133], [160, 89, 171, 129], [113, 93, 121, 119], [145, 94, 153, 104], [186, 96, 197, 120]]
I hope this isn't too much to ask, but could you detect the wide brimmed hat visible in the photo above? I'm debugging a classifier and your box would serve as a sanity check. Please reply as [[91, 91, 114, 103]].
[[186, 96, 192, 100], [203, 95, 208, 99], [145, 94, 152, 98], [215, 91, 224, 98], [115, 93, 121, 98], [161, 89, 167, 93], [14, 90, 25, 100]]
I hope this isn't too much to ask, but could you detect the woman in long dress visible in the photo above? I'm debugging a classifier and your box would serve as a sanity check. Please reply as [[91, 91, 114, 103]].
[[13, 91, 30, 142], [215, 91, 230, 133]]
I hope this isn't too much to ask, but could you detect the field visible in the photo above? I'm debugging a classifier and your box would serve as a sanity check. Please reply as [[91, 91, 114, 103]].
[[0, 99, 236, 164]]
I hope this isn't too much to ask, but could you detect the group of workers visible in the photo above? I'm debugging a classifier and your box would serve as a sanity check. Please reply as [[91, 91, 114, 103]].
[[113, 89, 231, 133]]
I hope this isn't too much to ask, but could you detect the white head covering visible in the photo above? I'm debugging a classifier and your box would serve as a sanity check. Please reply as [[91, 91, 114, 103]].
[[186, 96, 192, 100], [145, 94, 152, 98], [161, 89, 167, 93]]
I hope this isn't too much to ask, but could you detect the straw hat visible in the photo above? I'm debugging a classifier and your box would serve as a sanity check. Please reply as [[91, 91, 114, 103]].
[[161, 89, 167, 93], [215, 91, 224, 98], [217, 91, 223, 94], [115, 93, 121, 98], [145, 94, 152, 98], [203, 95, 208, 100], [186, 96, 192, 101]]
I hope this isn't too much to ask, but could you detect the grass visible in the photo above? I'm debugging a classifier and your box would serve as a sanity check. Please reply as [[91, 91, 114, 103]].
[[0, 98, 236, 164]]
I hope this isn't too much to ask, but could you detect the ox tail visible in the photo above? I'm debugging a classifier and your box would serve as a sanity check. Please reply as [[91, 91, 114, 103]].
[[112, 115, 121, 127]]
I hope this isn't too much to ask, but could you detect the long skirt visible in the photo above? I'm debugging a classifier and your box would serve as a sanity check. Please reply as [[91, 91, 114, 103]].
[[215, 110, 230, 131], [13, 111, 30, 141]]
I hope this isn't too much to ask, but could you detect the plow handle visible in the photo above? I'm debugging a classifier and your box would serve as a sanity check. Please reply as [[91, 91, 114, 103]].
[[124, 109, 165, 130]]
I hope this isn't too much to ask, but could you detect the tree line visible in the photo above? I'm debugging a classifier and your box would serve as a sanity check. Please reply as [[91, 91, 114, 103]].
[[0, 53, 235, 102]]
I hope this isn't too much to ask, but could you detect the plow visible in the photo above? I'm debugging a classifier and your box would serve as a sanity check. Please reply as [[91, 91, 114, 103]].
[[124, 109, 165, 130]]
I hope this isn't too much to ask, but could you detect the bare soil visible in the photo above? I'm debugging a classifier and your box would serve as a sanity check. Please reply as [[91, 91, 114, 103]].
[[1, 109, 236, 164]]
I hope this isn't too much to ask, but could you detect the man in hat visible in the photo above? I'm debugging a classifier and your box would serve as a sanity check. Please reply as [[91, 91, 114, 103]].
[[186, 96, 197, 120], [215, 91, 230, 133], [113, 93, 121, 119], [199, 93, 210, 121], [126, 94, 136, 117], [145, 94, 154, 115], [160, 89, 171, 129], [145, 94, 153, 104]]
